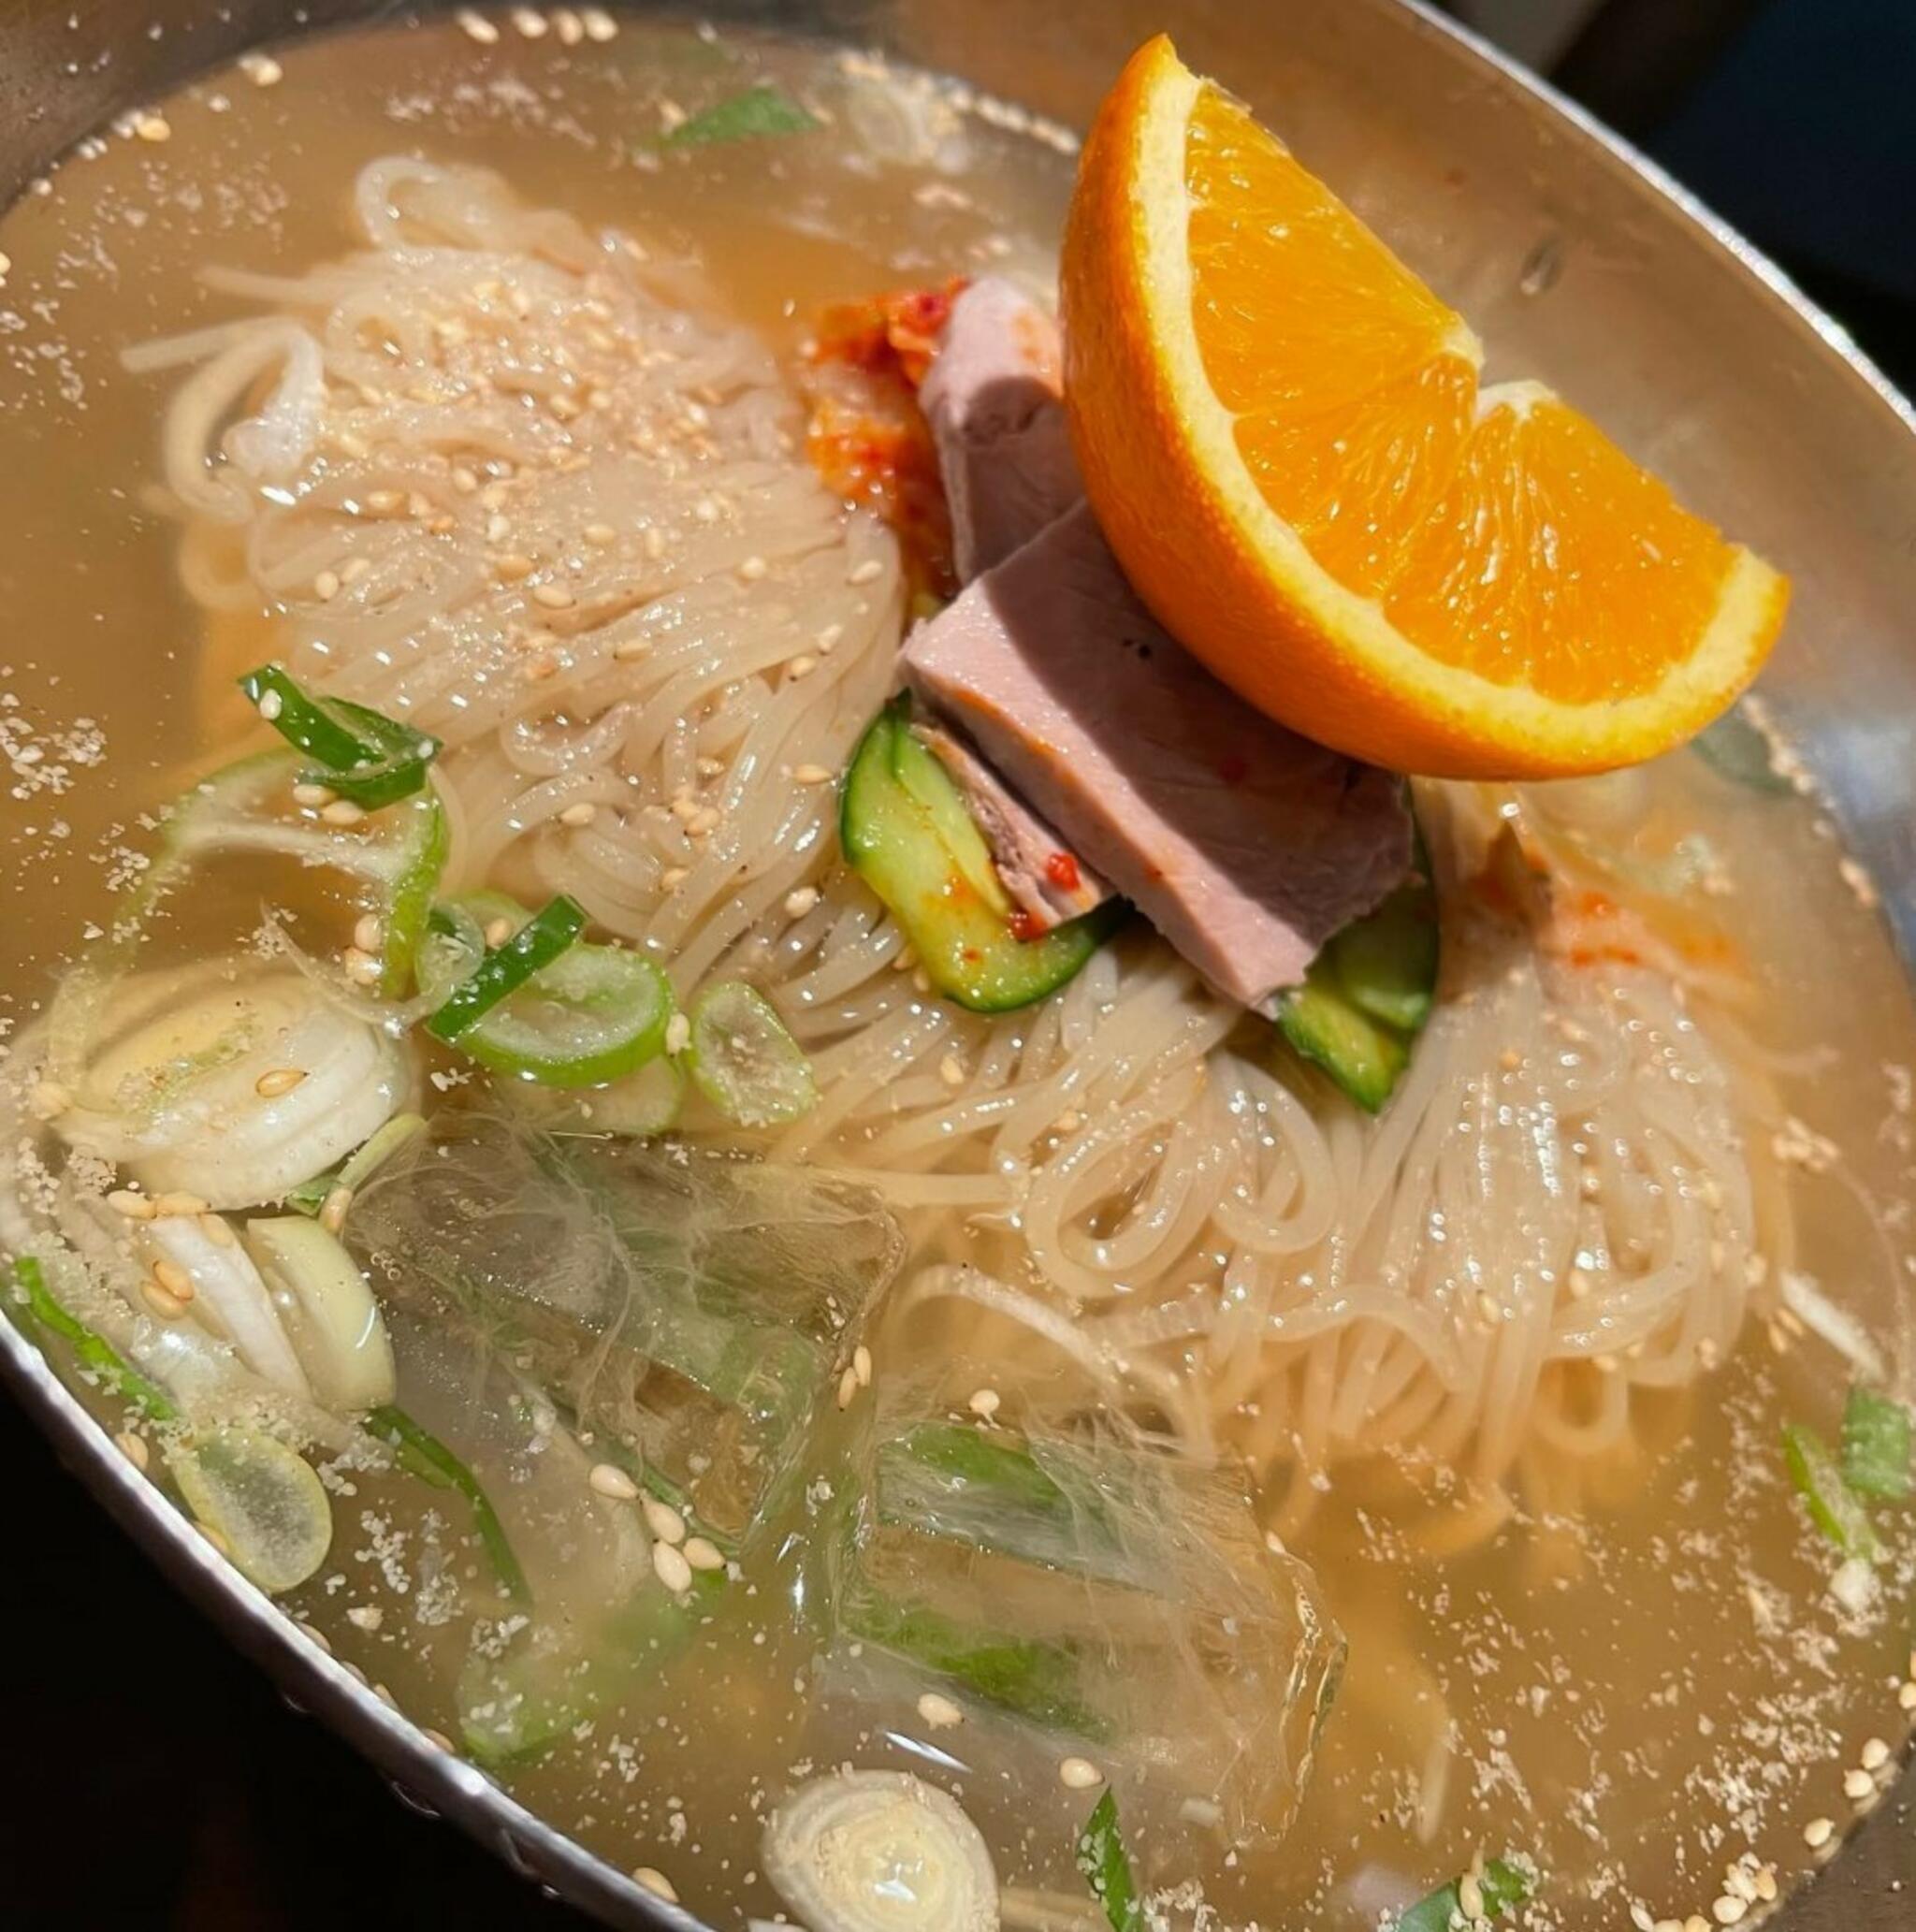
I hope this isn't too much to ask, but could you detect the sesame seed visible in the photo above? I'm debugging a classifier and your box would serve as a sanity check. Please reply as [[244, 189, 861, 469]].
[[1711, 1901, 1746, 1927], [256, 689, 284, 723], [483, 917, 515, 947], [533, 583, 575, 609], [1058, 1756, 1101, 1790], [319, 1185, 354, 1234], [738, 555, 768, 582], [786, 654, 818, 680], [642, 1497, 686, 1545], [199, 1213, 236, 1248], [1897, 1680, 1916, 1712], [784, 886, 820, 918], [816, 623, 844, 653], [1804, 1817, 1835, 1850], [631, 1868, 677, 1904], [912, 967, 933, 995], [1860, 1736, 1891, 1771], [1053, 1109, 1083, 1134], [664, 1013, 691, 1056], [292, 781, 336, 807], [938, 1054, 966, 1088], [140, 1276, 190, 1321], [494, 552, 535, 582], [853, 1344, 872, 1387], [1842, 1766, 1875, 1801], [588, 1461, 639, 1500], [1458, 1874, 1486, 1921], [152, 1259, 195, 1300], [652, 1541, 693, 1594], [114, 1429, 150, 1472], [559, 801, 598, 827], [511, 7, 547, 36], [254, 1067, 308, 1099], [313, 569, 341, 602], [240, 51, 283, 86], [342, 948, 383, 986], [27, 1081, 71, 1121], [1752, 1869, 1778, 1904], [552, 7, 584, 44], [354, 914, 385, 954], [151, 1191, 210, 1217], [322, 799, 367, 827], [457, 8, 500, 42], [421, 1727, 455, 1753], [660, 865, 689, 891], [683, 1536, 724, 1572], [836, 1364, 860, 1409], [486, 513, 512, 544], [968, 1387, 1001, 1420], [107, 1188, 155, 1220], [584, 522, 617, 545], [642, 525, 667, 558], [135, 113, 171, 143], [346, 1605, 384, 1632], [917, 1692, 964, 1729], [613, 638, 652, 661], [848, 559, 883, 586], [687, 806, 719, 836], [792, 763, 833, 785], [582, 6, 617, 39]]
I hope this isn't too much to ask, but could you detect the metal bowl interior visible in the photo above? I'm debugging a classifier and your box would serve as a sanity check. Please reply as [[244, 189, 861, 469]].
[[0, 1, 1911, 1926]]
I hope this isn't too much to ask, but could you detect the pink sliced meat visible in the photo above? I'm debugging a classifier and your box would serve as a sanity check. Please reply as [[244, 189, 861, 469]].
[[920, 278, 1082, 581], [901, 501, 1413, 1006], [915, 719, 1110, 931]]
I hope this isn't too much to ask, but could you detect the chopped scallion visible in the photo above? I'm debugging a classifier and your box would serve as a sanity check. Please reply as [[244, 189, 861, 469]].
[[239, 663, 441, 808], [1840, 1387, 1912, 1502], [426, 894, 588, 1042], [366, 1403, 530, 1605], [1076, 1789, 1142, 1932], [1783, 1422, 1881, 1561], [11, 1255, 178, 1423], [662, 83, 818, 148]]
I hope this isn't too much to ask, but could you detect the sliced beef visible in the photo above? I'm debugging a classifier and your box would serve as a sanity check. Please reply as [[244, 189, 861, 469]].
[[920, 278, 1083, 581], [915, 719, 1111, 932], [901, 502, 1413, 1006]]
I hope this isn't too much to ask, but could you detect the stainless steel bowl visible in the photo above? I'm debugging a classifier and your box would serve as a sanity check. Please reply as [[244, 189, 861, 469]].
[[1, 2, 1911, 1925]]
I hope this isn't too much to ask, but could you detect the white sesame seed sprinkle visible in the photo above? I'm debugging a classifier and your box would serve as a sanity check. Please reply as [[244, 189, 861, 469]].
[[152, 1191, 210, 1217], [346, 1605, 384, 1632], [1458, 1873, 1486, 1922], [848, 559, 883, 586], [108, 1188, 155, 1220], [293, 781, 336, 807], [559, 801, 598, 827], [511, 7, 548, 37], [588, 1461, 639, 1500], [254, 1067, 308, 1098], [660, 865, 689, 891], [1711, 1899, 1747, 1927], [836, 1364, 860, 1409], [114, 1429, 150, 1472], [256, 690, 284, 722], [783, 886, 820, 919], [457, 8, 500, 41], [1058, 1756, 1101, 1790], [533, 583, 575, 609], [853, 1344, 872, 1387], [683, 1536, 724, 1572], [652, 1540, 693, 1594], [786, 653, 818, 680], [1804, 1817, 1835, 1850], [642, 1498, 686, 1545], [1898, 1680, 1916, 1712], [792, 763, 833, 785], [917, 1692, 964, 1730], [313, 569, 341, 602], [1842, 1766, 1875, 1801], [322, 798, 367, 827], [240, 51, 283, 86], [738, 555, 768, 582], [320, 1184, 354, 1234], [354, 914, 385, 954], [140, 1277, 189, 1321], [1860, 1736, 1890, 1771], [968, 1387, 1001, 1420], [135, 113, 171, 143], [631, 1868, 677, 1904], [938, 1053, 966, 1088]]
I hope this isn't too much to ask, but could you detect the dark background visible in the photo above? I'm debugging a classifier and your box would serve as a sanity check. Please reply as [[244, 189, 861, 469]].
[[3, 1, 1913, 1926]]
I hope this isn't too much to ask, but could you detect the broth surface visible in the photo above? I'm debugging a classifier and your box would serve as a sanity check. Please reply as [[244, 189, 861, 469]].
[[1, 18, 1912, 1931]]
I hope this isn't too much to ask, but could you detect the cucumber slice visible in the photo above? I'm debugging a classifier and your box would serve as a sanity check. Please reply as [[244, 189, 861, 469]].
[[686, 981, 819, 1127], [167, 1427, 333, 1595], [840, 701, 1117, 1013], [1274, 825, 1438, 1114]]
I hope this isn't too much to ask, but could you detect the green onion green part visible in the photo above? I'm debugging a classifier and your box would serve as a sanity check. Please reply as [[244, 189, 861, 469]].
[[366, 1403, 531, 1605], [1393, 1857, 1533, 1931], [1076, 1789, 1142, 1932], [426, 893, 588, 1042], [662, 83, 819, 148], [1783, 1422, 1881, 1561], [1840, 1387, 1912, 1502], [11, 1255, 178, 1423], [239, 662, 441, 808]]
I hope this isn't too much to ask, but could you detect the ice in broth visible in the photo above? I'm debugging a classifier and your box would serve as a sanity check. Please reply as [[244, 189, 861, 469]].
[[0, 15, 1911, 1932]]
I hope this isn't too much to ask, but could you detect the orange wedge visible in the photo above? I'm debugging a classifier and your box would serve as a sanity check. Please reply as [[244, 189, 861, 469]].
[[1060, 36, 1789, 779]]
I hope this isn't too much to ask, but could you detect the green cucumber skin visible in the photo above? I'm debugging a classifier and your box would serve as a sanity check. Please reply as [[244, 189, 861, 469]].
[[840, 701, 1116, 1014]]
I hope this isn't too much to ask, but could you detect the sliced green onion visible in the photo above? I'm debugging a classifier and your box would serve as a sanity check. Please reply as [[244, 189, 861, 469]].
[[686, 980, 818, 1126], [457, 942, 675, 1088], [1841, 1387, 1912, 1502], [1783, 1422, 1881, 1561], [427, 894, 587, 1041], [240, 663, 441, 809], [167, 1426, 333, 1594], [366, 1403, 531, 1605], [662, 83, 818, 148], [1394, 1857, 1532, 1931], [11, 1255, 178, 1422], [1076, 1790, 1141, 1932], [286, 1111, 428, 1217]]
